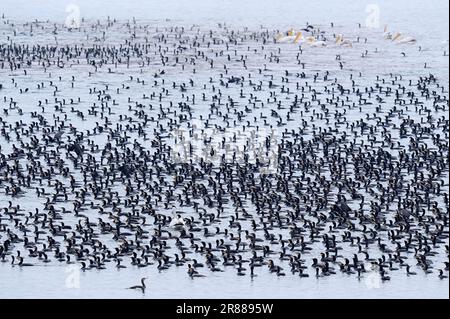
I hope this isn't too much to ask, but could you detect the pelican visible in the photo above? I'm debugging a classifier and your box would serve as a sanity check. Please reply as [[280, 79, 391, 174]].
[[392, 32, 416, 44], [384, 26, 416, 44], [275, 30, 303, 44], [306, 37, 327, 47], [335, 34, 352, 47]]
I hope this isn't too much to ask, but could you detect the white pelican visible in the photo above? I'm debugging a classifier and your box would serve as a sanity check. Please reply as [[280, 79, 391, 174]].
[[392, 32, 416, 44], [384, 26, 416, 44], [335, 34, 353, 47], [275, 30, 327, 47], [306, 36, 327, 47], [275, 30, 303, 43]]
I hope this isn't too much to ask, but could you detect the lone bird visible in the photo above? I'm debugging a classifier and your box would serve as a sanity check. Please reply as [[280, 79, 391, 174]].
[[128, 277, 147, 293]]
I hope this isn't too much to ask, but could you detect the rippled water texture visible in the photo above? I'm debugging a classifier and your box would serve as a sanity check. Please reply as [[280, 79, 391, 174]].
[[0, 0, 448, 298]]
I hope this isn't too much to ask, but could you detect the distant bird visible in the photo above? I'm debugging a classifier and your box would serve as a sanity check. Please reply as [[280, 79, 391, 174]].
[[128, 277, 147, 293]]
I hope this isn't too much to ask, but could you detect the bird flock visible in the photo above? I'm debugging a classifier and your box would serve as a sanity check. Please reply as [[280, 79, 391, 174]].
[[0, 16, 448, 292]]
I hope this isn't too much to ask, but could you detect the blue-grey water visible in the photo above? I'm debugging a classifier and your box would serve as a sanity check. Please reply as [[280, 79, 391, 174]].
[[0, 0, 448, 299]]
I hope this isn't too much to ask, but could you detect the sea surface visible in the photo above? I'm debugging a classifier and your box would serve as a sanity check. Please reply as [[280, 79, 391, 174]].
[[0, 0, 448, 299]]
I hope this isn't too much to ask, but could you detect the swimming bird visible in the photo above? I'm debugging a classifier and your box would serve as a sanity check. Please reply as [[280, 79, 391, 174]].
[[128, 277, 147, 293]]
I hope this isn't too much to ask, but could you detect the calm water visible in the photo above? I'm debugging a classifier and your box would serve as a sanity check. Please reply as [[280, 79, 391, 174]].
[[0, 0, 448, 299]]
